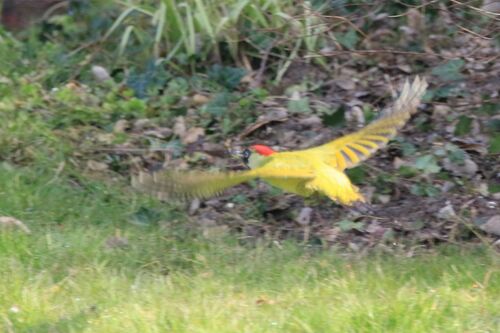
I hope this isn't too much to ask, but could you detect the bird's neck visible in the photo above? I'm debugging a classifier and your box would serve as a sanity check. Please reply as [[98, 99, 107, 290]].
[[248, 153, 270, 169]]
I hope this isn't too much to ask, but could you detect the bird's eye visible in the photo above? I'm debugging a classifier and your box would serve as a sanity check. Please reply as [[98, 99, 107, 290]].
[[241, 149, 251, 164]]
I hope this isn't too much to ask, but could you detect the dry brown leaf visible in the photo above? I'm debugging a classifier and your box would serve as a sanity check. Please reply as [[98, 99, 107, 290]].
[[376, 194, 391, 204], [191, 94, 210, 106], [113, 119, 129, 133], [301, 115, 322, 127], [239, 108, 288, 138], [334, 78, 356, 91], [143, 128, 173, 139], [319, 227, 340, 242], [349, 106, 365, 127], [182, 127, 205, 144], [397, 64, 412, 74], [407, 8, 424, 32], [256, 296, 276, 305], [133, 118, 154, 131], [202, 225, 229, 239], [105, 236, 129, 249], [0, 216, 31, 234], [433, 104, 451, 118], [96, 133, 115, 144], [87, 160, 108, 171], [393, 157, 407, 169], [443, 157, 478, 177], [452, 138, 488, 155], [173, 116, 186, 137], [479, 215, 500, 236], [436, 203, 456, 221]]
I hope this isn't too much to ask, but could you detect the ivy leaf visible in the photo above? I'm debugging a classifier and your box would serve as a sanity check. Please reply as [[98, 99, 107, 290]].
[[398, 165, 418, 178], [288, 97, 311, 113], [478, 102, 499, 115], [203, 92, 233, 116], [322, 107, 345, 127], [208, 65, 246, 90], [411, 183, 440, 197], [336, 29, 358, 50], [346, 166, 366, 184], [401, 141, 417, 156], [338, 220, 365, 232], [446, 144, 466, 164], [487, 119, 500, 133], [415, 155, 441, 174], [431, 59, 465, 81], [454, 115, 472, 136]]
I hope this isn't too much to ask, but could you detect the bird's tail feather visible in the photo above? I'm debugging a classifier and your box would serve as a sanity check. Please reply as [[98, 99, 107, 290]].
[[132, 170, 255, 201]]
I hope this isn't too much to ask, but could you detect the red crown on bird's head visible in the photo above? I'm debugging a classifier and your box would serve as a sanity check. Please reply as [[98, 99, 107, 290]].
[[251, 145, 276, 156]]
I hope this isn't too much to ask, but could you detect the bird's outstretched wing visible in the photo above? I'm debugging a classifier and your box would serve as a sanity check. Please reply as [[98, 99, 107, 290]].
[[132, 166, 314, 201], [305, 76, 428, 170]]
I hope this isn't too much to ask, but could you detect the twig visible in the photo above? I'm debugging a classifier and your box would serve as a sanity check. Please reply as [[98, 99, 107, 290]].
[[305, 49, 451, 59], [449, 0, 500, 18], [93, 147, 173, 153], [252, 41, 275, 88]]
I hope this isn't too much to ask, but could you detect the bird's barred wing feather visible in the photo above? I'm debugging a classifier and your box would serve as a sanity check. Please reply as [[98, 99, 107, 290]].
[[132, 167, 314, 201], [305, 76, 428, 170]]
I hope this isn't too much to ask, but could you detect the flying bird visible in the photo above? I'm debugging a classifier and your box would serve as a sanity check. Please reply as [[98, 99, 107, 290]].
[[133, 76, 428, 205]]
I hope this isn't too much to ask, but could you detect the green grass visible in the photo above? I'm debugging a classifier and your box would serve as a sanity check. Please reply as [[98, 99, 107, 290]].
[[105, 0, 331, 66], [1, 167, 499, 333]]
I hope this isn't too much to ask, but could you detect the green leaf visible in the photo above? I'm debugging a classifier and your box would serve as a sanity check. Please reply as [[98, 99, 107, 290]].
[[431, 59, 465, 81], [445, 144, 466, 164], [405, 220, 425, 231], [478, 102, 500, 115], [129, 207, 161, 226], [397, 165, 418, 178], [208, 65, 246, 90], [401, 141, 417, 157], [424, 184, 440, 197], [489, 134, 500, 154], [429, 86, 461, 98], [363, 105, 376, 123], [486, 119, 500, 133], [411, 183, 439, 197], [287, 97, 311, 113], [336, 29, 358, 50], [489, 183, 500, 193], [166, 77, 190, 95], [338, 220, 364, 232], [122, 97, 147, 115], [415, 155, 441, 174], [203, 92, 233, 116], [346, 166, 366, 184], [454, 115, 472, 136], [321, 107, 345, 127]]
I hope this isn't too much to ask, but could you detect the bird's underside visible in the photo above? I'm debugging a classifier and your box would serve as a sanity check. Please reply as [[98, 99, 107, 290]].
[[133, 76, 428, 205]]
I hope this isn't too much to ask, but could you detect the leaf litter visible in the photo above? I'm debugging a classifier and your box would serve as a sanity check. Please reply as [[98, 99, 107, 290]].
[[3, 3, 500, 251]]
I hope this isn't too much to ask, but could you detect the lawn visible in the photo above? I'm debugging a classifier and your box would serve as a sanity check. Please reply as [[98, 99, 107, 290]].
[[1, 167, 499, 333]]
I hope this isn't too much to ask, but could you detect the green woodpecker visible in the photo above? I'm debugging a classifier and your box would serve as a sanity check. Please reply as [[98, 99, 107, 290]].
[[133, 76, 428, 205]]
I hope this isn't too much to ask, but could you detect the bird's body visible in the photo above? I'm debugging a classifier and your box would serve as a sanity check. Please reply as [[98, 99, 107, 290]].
[[133, 76, 428, 205], [248, 148, 363, 203]]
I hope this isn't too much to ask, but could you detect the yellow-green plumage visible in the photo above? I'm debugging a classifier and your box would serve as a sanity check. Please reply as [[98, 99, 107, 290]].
[[133, 76, 428, 205]]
